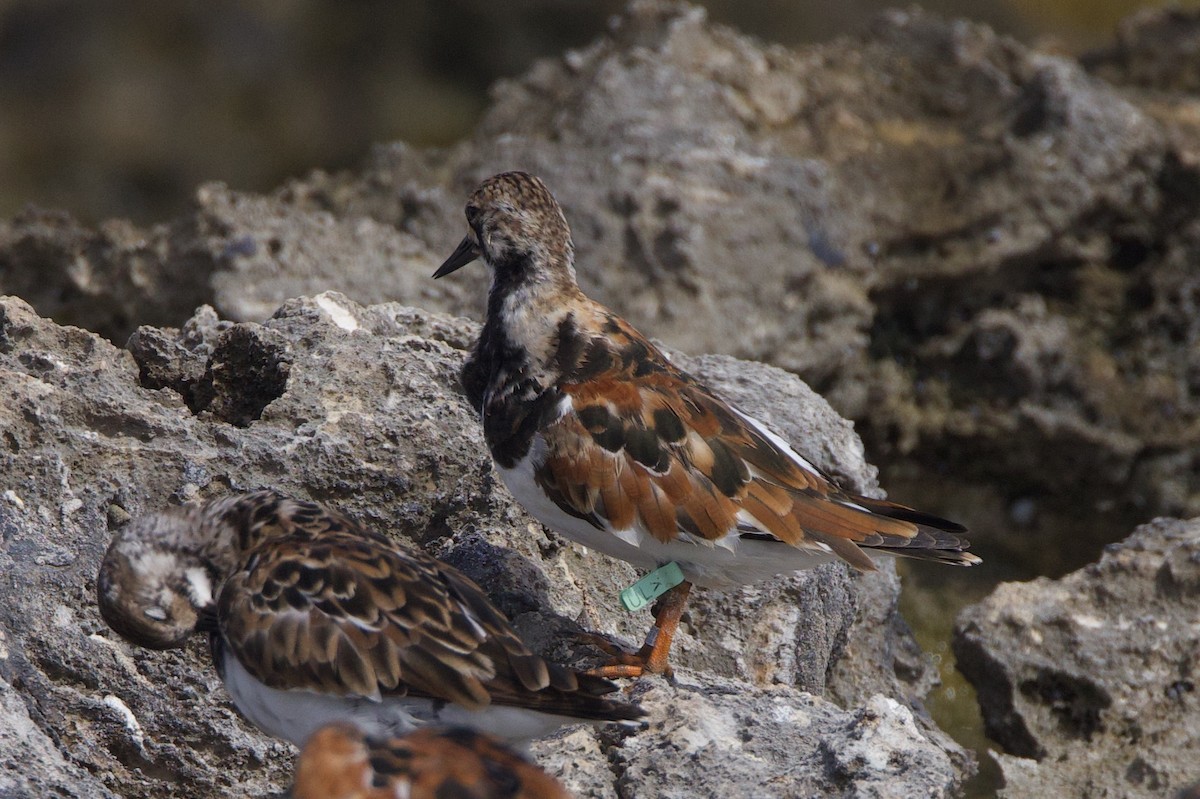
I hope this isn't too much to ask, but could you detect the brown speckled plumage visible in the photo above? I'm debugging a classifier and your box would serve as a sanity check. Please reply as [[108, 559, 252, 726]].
[[96, 490, 643, 741], [292, 723, 573, 799], [435, 171, 980, 676]]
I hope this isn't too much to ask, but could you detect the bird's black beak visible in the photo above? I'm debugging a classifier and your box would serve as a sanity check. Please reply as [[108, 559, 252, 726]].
[[433, 237, 480, 278]]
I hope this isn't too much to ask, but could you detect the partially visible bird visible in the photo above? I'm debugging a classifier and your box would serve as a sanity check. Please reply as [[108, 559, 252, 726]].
[[292, 722, 573, 799], [97, 489, 643, 745], [434, 171, 980, 677]]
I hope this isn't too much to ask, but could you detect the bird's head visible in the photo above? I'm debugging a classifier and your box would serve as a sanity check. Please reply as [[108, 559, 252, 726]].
[[96, 510, 216, 650], [434, 171, 576, 289]]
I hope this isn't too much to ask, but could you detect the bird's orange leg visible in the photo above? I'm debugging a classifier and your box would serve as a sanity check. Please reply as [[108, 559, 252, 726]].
[[586, 580, 692, 679]]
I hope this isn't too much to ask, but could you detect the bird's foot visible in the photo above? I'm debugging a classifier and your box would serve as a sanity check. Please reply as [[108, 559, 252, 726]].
[[578, 628, 672, 679]]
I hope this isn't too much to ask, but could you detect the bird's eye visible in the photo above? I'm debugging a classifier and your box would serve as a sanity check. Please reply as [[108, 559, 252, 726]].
[[144, 607, 168, 621]]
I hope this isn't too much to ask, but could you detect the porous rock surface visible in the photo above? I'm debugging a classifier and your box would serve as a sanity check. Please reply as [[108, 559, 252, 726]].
[[0, 293, 966, 797], [8, 2, 1200, 795], [4, 3, 1200, 572], [954, 517, 1200, 798]]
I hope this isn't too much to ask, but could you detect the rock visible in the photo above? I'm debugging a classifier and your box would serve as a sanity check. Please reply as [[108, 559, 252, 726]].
[[601, 678, 962, 799], [0, 293, 967, 797], [0, 676, 114, 798], [2, 2, 1197, 572], [261, 1, 1192, 568], [954, 517, 1200, 798], [1083, 8, 1200, 92], [1081, 9, 1200, 174], [0, 209, 218, 342], [21, 1, 1200, 791]]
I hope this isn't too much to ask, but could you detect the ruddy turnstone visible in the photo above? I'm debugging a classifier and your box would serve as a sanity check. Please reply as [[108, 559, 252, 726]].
[[434, 171, 981, 677], [96, 490, 643, 745], [292, 722, 572, 799]]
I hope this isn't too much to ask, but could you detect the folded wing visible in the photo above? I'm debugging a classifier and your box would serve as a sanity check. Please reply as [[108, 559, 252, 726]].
[[219, 509, 642, 720], [535, 319, 977, 570]]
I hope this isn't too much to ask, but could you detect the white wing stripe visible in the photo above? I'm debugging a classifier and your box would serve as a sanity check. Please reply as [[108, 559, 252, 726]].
[[730, 407, 822, 475]]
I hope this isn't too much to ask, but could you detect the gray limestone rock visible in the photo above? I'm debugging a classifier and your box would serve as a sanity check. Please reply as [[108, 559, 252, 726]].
[[0, 293, 966, 797], [1, 2, 1195, 573], [954, 517, 1200, 798], [0, 675, 115, 799], [603, 678, 961, 799]]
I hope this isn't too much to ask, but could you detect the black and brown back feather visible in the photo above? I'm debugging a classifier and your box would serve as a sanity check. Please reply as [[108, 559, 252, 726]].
[[484, 310, 977, 571], [216, 492, 642, 722]]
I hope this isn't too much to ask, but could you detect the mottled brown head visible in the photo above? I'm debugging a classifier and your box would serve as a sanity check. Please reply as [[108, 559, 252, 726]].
[[96, 510, 217, 650], [433, 171, 577, 286]]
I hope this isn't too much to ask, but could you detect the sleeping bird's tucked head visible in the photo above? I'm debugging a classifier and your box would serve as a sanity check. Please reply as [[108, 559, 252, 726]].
[[97, 509, 217, 650]]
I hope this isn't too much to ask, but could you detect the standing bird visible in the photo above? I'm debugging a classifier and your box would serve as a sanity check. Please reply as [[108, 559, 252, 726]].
[[434, 171, 980, 677], [97, 490, 643, 745], [292, 722, 573, 799]]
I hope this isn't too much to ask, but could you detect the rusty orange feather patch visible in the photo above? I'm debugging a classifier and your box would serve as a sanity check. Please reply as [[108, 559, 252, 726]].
[[518, 305, 974, 568], [293, 723, 573, 799]]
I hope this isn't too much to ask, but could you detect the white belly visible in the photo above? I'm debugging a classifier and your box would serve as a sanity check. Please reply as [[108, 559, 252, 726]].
[[219, 649, 578, 746]]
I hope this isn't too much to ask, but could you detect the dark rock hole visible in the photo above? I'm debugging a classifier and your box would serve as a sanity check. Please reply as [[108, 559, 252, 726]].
[[192, 327, 292, 427], [1019, 670, 1111, 741], [128, 324, 291, 427], [1110, 236, 1151, 272]]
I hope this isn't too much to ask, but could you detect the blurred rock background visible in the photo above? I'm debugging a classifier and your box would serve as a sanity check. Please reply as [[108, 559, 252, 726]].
[[0, 0, 1190, 224]]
